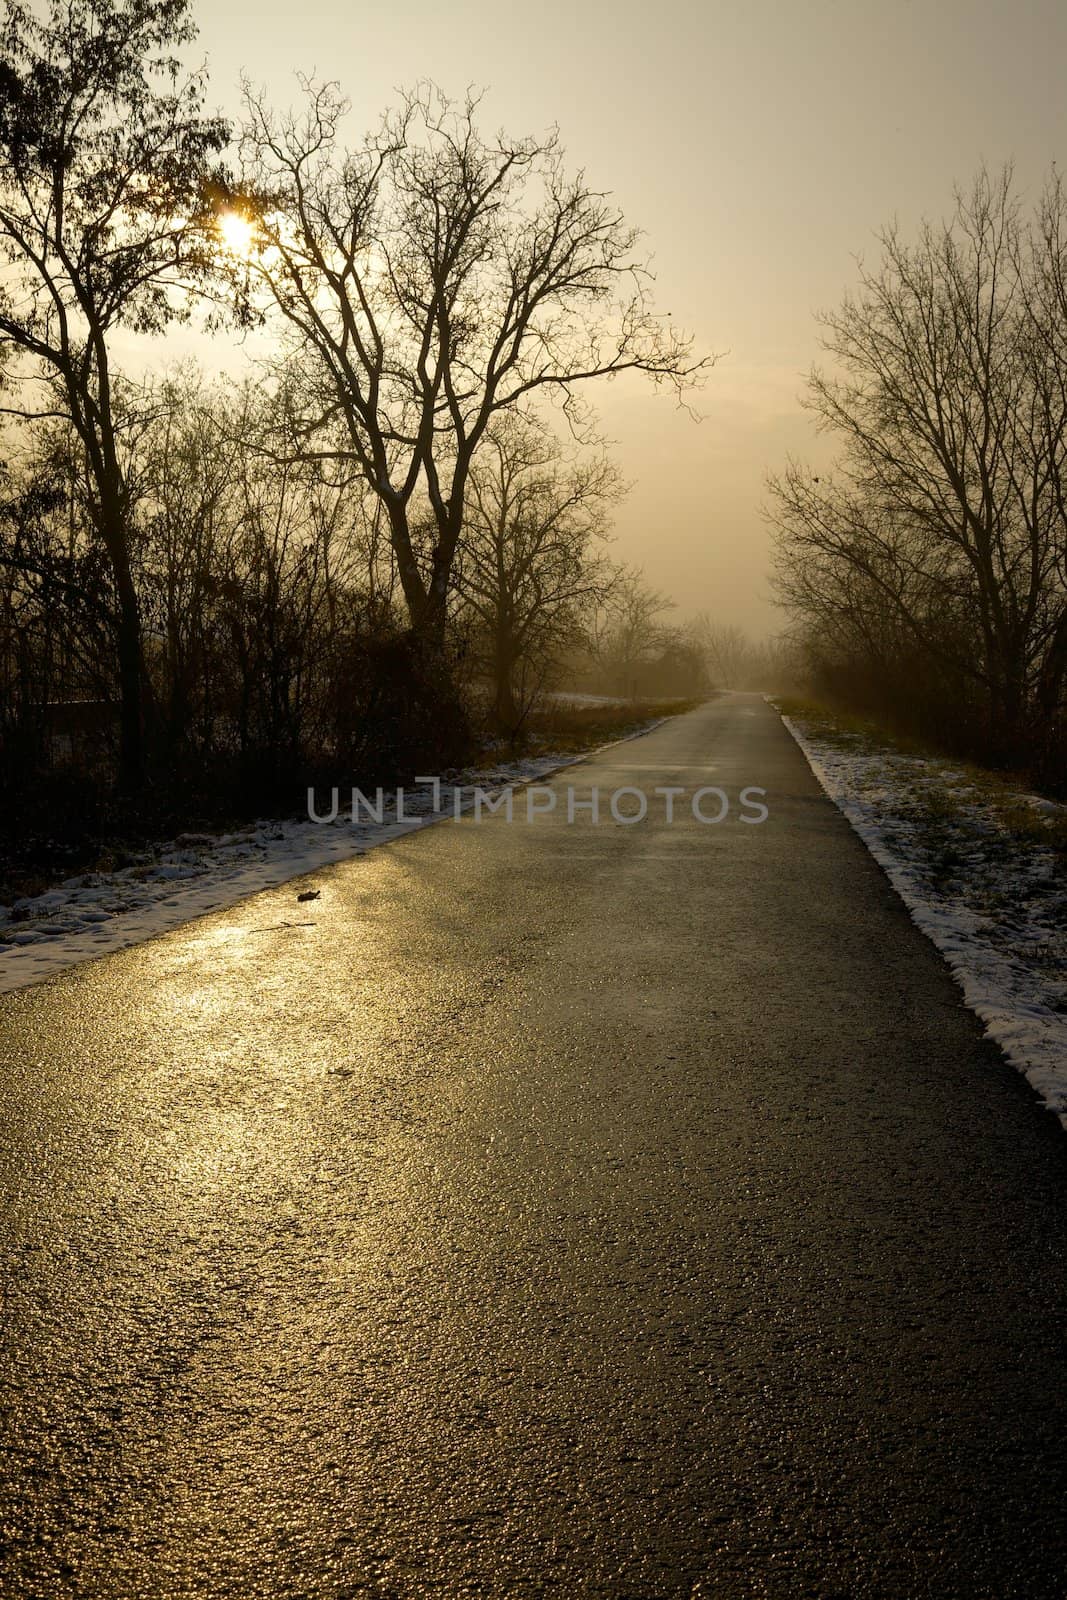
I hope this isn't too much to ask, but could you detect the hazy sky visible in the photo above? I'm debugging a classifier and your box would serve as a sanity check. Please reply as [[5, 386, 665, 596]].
[[188, 0, 1067, 634]]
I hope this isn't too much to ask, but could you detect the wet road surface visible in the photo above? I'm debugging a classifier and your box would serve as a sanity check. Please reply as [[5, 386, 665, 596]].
[[2, 694, 1067, 1599]]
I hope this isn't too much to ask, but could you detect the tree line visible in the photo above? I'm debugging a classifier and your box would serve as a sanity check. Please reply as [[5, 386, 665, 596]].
[[769, 169, 1067, 791], [0, 0, 709, 830]]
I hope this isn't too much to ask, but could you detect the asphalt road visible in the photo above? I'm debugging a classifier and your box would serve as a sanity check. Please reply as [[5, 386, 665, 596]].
[[2, 694, 1067, 1600]]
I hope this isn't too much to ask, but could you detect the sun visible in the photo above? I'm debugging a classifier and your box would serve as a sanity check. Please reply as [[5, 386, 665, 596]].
[[217, 208, 256, 258]]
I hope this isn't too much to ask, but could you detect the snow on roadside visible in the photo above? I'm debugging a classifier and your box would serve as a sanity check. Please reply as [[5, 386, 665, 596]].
[[780, 706, 1067, 1123], [546, 691, 626, 708], [0, 748, 604, 996]]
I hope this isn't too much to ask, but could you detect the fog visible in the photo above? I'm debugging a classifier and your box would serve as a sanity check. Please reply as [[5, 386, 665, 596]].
[[171, 0, 1067, 635]]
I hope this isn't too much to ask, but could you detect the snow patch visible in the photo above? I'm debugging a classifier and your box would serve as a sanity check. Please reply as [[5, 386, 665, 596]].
[[780, 710, 1067, 1126]]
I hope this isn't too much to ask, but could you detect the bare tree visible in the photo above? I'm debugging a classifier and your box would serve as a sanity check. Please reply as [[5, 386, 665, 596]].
[[135, 366, 241, 754], [688, 617, 751, 688], [588, 569, 675, 700], [0, 435, 115, 757], [237, 83, 708, 655], [136, 369, 383, 770], [1023, 172, 1067, 735], [768, 168, 1067, 766], [0, 0, 228, 786], [686, 614, 802, 692], [456, 415, 621, 730]]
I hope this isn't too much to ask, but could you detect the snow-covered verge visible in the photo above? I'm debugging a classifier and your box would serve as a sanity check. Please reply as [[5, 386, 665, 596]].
[[779, 704, 1067, 1123], [546, 691, 626, 708], [0, 730, 660, 995]]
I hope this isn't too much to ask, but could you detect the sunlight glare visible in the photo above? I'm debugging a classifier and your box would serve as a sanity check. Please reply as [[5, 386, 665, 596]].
[[218, 208, 256, 258]]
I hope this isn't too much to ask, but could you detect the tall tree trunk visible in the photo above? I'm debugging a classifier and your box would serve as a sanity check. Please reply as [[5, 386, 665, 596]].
[[493, 659, 519, 731], [988, 661, 1028, 767], [388, 502, 432, 635], [420, 543, 456, 651], [101, 520, 144, 792], [492, 615, 519, 731], [389, 500, 460, 652]]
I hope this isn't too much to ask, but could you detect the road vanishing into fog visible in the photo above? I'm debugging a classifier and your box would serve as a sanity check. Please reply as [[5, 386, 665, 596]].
[[2, 694, 1067, 1600]]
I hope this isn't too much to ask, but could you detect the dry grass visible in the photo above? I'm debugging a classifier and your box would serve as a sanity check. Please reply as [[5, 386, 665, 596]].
[[503, 697, 706, 758], [774, 695, 1067, 859]]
